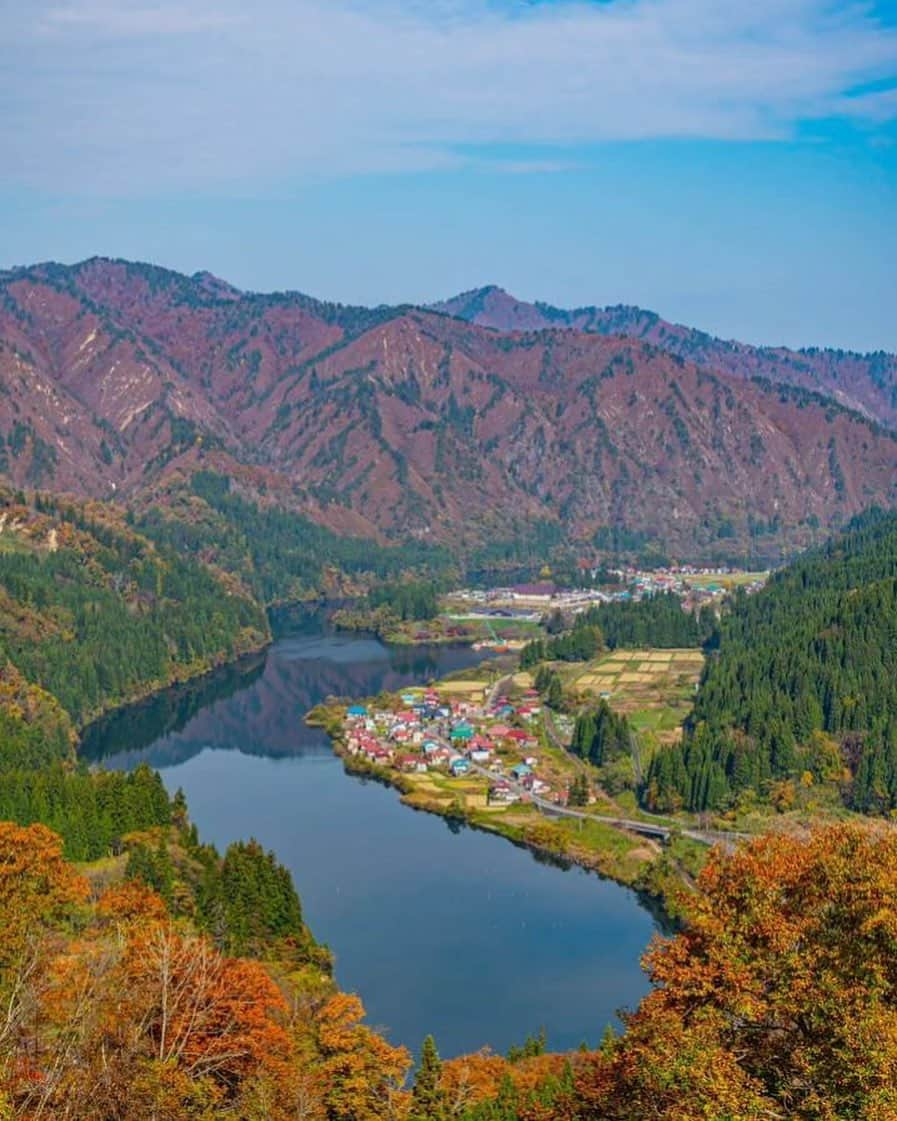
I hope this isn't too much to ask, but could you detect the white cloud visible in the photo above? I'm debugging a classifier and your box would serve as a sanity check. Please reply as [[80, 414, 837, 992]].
[[2, 0, 896, 193]]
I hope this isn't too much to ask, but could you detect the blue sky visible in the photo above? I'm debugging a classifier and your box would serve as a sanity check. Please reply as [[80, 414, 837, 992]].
[[2, 0, 897, 350]]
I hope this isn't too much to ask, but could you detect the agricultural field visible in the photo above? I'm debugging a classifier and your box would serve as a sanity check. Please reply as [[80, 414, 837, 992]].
[[685, 570, 768, 590], [566, 648, 705, 741]]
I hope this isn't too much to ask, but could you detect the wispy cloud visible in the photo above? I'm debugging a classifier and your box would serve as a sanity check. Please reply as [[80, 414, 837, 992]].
[[3, 0, 897, 193], [39, 3, 241, 36]]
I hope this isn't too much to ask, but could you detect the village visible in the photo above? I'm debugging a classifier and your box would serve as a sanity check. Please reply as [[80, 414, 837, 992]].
[[342, 679, 569, 808], [311, 629, 720, 899], [336, 634, 710, 819], [443, 565, 768, 634]]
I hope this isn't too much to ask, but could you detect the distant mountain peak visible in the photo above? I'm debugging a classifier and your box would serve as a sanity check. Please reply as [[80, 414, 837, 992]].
[[1, 256, 896, 562], [190, 270, 242, 300]]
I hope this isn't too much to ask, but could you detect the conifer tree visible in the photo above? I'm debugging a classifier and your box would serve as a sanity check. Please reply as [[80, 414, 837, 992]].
[[412, 1034, 445, 1120]]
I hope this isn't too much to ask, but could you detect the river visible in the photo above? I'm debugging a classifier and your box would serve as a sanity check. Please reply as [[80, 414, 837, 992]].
[[82, 608, 662, 1058]]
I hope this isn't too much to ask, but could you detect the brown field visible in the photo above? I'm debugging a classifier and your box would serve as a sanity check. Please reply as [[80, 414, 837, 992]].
[[437, 680, 488, 695]]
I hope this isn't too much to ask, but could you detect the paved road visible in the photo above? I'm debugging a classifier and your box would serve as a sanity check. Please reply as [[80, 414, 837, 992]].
[[469, 759, 741, 846], [474, 680, 744, 849], [438, 721, 743, 850], [535, 707, 738, 846]]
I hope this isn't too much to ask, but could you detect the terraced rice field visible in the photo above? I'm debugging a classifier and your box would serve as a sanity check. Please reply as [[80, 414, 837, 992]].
[[571, 648, 705, 740]]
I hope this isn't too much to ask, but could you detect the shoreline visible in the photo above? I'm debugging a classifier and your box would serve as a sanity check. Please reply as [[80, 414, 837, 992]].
[[307, 702, 685, 922], [76, 628, 272, 743]]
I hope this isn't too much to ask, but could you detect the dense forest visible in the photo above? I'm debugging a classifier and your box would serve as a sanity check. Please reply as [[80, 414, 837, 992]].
[[645, 508, 897, 813], [519, 624, 603, 668], [520, 591, 712, 670], [140, 471, 455, 605], [571, 701, 633, 767], [125, 827, 327, 967], [367, 580, 440, 621], [579, 592, 717, 650], [0, 491, 267, 726], [0, 762, 171, 861]]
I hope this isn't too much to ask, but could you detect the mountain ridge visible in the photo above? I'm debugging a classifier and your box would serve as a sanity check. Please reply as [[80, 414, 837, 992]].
[[432, 284, 897, 427], [2, 257, 896, 561]]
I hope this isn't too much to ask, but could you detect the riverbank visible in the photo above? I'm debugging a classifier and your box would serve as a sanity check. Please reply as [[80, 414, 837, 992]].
[[75, 623, 271, 738], [331, 605, 479, 646], [331, 605, 534, 650], [89, 615, 663, 1055], [307, 697, 701, 919]]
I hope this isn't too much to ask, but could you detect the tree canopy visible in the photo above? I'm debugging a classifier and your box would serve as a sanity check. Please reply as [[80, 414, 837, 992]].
[[646, 508, 897, 813]]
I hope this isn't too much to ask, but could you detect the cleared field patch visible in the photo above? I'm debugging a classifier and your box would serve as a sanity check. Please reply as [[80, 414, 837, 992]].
[[686, 570, 768, 590], [569, 647, 705, 737], [437, 680, 488, 695]]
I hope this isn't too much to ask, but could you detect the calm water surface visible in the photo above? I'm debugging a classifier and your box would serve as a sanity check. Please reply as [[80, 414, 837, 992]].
[[84, 609, 660, 1057]]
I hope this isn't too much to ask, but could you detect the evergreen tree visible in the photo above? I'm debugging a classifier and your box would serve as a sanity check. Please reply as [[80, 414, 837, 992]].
[[412, 1035, 445, 1120], [644, 508, 897, 815]]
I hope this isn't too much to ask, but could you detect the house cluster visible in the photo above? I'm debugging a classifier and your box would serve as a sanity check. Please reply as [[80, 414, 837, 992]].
[[342, 687, 562, 805], [450, 566, 768, 619], [600, 565, 768, 606]]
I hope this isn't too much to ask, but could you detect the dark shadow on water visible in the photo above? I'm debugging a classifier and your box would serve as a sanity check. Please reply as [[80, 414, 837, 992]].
[[81, 652, 268, 764], [81, 604, 493, 772]]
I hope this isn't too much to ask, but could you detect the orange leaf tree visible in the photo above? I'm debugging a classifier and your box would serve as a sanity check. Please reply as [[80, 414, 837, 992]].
[[316, 992, 412, 1121], [573, 823, 897, 1120]]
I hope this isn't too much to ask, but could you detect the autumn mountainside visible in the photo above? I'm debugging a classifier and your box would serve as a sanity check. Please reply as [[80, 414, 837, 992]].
[[435, 284, 897, 430], [2, 258, 897, 560]]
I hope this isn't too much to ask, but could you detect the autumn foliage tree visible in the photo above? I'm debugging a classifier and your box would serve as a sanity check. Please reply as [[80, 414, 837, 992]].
[[315, 992, 412, 1121], [0, 821, 88, 965], [0, 825, 407, 1121], [567, 823, 897, 1120]]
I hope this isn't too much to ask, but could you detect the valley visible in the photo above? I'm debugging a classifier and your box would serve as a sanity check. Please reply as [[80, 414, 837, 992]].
[[2, 258, 897, 1120]]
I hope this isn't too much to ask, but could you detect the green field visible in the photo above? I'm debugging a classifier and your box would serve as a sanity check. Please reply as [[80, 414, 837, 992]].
[[685, 570, 768, 589], [562, 648, 704, 743]]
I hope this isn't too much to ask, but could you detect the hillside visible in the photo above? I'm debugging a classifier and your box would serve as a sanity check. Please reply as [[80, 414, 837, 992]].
[[645, 507, 897, 815], [4, 816, 897, 1120], [434, 285, 897, 429], [0, 488, 268, 729], [2, 259, 897, 561]]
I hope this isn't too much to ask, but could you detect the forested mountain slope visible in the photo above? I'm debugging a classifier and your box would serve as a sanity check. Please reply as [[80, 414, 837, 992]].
[[646, 508, 897, 814], [435, 284, 897, 429], [0, 488, 268, 730], [2, 259, 897, 560]]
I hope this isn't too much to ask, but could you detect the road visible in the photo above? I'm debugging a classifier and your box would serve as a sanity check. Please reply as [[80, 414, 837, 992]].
[[536, 702, 735, 846], [439, 696, 744, 849], [467, 758, 742, 847]]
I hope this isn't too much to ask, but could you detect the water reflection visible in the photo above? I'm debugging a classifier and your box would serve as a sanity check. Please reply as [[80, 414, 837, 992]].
[[83, 607, 490, 771]]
